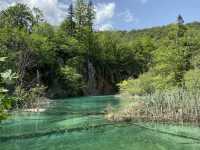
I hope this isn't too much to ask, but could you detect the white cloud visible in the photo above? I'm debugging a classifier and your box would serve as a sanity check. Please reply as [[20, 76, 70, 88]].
[[0, 0, 68, 25], [120, 10, 134, 23], [99, 23, 113, 31], [0, 0, 117, 29], [95, 2, 115, 24], [0, 0, 14, 10], [95, 2, 116, 31], [119, 9, 139, 25]]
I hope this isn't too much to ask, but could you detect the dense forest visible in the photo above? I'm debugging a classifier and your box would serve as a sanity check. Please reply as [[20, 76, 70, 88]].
[[1, 0, 200, 122], [109, 17, 200, 122]]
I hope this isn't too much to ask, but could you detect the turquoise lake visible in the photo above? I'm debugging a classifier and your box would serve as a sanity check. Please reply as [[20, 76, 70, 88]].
[[0, 96, 200, 150]]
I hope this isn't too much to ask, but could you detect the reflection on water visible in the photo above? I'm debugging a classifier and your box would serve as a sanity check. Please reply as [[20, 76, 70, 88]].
[[0, 96, 200, 150]]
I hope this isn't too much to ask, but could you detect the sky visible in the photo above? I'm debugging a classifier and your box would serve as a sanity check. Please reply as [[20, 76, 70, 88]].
[[0, 0, 200, 31]]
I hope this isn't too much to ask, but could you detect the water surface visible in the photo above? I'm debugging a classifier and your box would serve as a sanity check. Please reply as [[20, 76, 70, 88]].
[[0, 96, 200, 150]]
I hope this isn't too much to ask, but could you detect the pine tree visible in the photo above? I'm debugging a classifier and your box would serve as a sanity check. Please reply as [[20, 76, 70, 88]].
[[177, 14, 184, 25], [75, 0, 87, 32], [86, 0, 95, 31], [86, 0, 95, 55], [74, 0, 96, 94], [177, 14, 186, 37], [85, 0, 96, 94], [67, 4, 75, 36], [175, 15, 189, 86]]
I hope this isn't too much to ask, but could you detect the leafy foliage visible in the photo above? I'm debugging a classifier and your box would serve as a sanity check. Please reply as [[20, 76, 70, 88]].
[[1, 2, 200, 120], [14, 85, 46, 108], [59, 66, 84, 96], [0, 57, 17, 121], [119, 17, 200, 95]]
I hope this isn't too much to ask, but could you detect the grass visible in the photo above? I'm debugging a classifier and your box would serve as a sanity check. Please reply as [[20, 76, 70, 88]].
[[106, 89, 200, 124]]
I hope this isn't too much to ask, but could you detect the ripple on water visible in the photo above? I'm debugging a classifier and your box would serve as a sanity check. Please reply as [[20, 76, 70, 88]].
[[0, 96, 200, 150]]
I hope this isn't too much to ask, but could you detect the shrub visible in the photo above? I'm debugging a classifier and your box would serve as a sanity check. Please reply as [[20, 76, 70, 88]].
[[118, 71, 177, 96], [14, 84, 46, 109], [118, 72, 155, 96], [184, 69, 200, 89]]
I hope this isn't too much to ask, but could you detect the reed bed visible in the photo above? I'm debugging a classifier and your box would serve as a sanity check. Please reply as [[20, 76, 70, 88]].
[[106, 89, 200, 124]]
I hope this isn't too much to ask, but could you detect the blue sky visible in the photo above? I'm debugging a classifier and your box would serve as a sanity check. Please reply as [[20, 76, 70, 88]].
[[1, 0, 200, 30]]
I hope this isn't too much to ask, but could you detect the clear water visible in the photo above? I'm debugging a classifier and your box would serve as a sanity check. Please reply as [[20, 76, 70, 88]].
[[0, 96, 200, 150]]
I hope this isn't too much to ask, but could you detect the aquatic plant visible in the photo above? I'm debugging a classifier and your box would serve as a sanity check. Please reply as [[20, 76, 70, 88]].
[[106, 88, 200, 124]]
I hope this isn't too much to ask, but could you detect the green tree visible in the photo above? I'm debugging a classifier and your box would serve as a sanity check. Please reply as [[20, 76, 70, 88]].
[[67, 4, 76, 36], [0, 3, 34, 31]]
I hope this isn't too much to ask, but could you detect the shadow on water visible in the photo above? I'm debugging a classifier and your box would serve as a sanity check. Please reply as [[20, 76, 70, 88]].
[[1, 95, 200, 150]]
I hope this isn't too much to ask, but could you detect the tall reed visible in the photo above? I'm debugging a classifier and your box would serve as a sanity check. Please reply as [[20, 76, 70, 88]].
[[106, 88, 200, 124]]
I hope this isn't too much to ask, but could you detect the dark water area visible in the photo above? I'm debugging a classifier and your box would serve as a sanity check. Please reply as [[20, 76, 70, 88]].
[[0, 96, 200, 150]]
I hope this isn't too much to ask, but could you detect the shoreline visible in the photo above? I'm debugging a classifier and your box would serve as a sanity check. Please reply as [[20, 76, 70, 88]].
[[22, 108, 46, 113], [17, 97, 51, 113], [106, 92, 200, 125]]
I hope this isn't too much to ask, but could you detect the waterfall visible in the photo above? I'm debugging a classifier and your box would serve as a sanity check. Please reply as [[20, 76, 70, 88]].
[[87, 60, 97, 95]]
